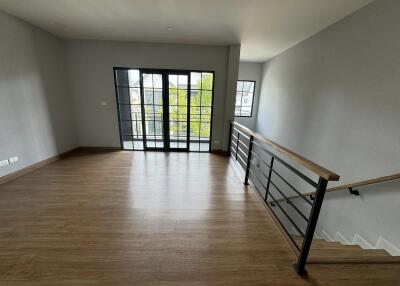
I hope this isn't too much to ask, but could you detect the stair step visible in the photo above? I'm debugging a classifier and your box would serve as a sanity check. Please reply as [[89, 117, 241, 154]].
[[309, 248, 391, 258]]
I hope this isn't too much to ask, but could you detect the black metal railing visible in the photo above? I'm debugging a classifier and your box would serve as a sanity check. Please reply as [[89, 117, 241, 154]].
[[228, 121, 340, 276]]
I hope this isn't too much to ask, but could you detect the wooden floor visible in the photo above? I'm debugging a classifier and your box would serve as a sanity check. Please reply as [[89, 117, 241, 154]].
[[0, 150, 399, 285]]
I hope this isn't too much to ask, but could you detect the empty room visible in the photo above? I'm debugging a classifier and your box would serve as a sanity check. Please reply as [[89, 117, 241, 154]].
[[1, 0, 400, 285]]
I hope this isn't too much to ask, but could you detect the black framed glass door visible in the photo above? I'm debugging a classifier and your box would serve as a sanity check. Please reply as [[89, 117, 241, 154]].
[[141, 71, 165, 150], [114, 68, 214, 152]]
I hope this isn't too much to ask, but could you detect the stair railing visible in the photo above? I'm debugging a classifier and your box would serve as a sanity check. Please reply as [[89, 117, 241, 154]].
[[228, 121, 340, 276], [275, 172, 400, 204]]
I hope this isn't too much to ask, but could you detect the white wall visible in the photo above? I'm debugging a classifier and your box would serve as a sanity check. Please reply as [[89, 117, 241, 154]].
[[65, 40, 239, 150], [235, 62, 263, 130], [0, 11, 76, 177], [256, 0, 400, 250]]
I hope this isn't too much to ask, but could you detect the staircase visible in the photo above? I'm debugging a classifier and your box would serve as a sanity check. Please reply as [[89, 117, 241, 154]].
[[293, 236, 394, 262]]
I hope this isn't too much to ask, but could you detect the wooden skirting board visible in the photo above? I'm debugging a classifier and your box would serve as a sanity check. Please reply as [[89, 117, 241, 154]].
[[0, 146, 121, 185], [0, 147, 229, 185]]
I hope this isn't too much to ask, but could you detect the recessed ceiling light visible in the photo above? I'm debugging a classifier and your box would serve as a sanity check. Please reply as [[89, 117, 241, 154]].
[[167, 26, 173, 31]]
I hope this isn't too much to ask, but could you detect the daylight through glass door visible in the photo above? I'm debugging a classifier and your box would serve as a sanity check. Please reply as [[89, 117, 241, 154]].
[[115, 68, 214, 152]]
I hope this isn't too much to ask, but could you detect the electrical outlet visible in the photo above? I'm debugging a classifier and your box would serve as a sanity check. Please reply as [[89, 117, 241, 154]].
[[9, 156, 18, 164], [0, 160, 9, 167]]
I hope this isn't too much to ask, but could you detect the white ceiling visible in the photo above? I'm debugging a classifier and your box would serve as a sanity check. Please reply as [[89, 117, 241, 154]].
[[0, 0, 373, 62]]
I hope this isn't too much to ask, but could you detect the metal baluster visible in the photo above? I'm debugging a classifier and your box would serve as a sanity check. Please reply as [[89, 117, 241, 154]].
[[264, 156, 275, 202], [294, 177, 328, 276], [235, 132, 240, 160], [244, 135, 254, 185], [227, 122, 233, 157]]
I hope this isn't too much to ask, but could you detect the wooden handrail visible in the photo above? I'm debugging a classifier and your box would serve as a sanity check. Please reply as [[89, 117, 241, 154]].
[[279, 172, 400, 202], [232, 122, 340, 181]]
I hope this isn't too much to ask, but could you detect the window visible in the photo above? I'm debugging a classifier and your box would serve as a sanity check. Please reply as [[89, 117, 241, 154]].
[[235, 80, 255, 117]]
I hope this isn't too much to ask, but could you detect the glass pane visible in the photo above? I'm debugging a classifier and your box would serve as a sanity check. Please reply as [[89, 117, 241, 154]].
[[133, 140, 144, 150], [119, 105, 131, 120], [155, 121, 163, 136], [116, 70, 128, 86], [190, 72, 201, 89], [146, 121, 155, 135], [178, 90, 187, 106], [128, 70, 140, 87], [170, 121, 178, 137], [200, 142, 209, 152], [190, 142, 200, 151], [242, 94, 253, 106], [144, 89, 153, 104], [201, 90, 212, 106], [130, 88, 141, 104], [201, 73, 213, 90], [153, 74, 163, 88], [235, 93, 242, 106], [235, 107, 241, 116], [190, 90, 200, 106], [243, 81, 254, 93], [178, 75, 188, 88], [122, 136, 133, 150], [241, 106, 252, 116], [121, 120, 133, 135], [154, 90, 163, 105], [142, 74, 153, 88], [169, 74, 178, 88], [169, 92, 177, 105], [236, 80, 243, 91], [200, 122, 210, 138], [154, 106, 163, 121], [117, 87, 130, 104]]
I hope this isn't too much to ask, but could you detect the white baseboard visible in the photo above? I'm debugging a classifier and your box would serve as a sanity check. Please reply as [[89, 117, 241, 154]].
[[376, 236, 400, 256], [318, 230, 400, 256], [320, 230, 334, 242], [335, 232, 351, 245], [352, 233, 374, 249]]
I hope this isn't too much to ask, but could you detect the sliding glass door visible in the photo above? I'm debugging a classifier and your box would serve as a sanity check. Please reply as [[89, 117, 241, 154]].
[[114, 68, 214, 152]]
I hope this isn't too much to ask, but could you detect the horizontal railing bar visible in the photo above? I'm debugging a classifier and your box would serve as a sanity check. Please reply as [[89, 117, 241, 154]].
[[279, 172, 400, 203], [250, 150, 271, 169], [247, 169, 302, 251], [252, 141, 318, 188], [269, 165, 313, 206], [236, 153, 248, 167], [268, 180, 310, 223], [250, 149, 312, 205], [248, 159, 310, 222], [237, 146, 248, 158], [232, 126, 251, 141], [231, 134, 238, 141], [250, 181, 300, 251], [250, 168, 305, 238], [267, 190, 306, 238], [232, 122, 340, 181]]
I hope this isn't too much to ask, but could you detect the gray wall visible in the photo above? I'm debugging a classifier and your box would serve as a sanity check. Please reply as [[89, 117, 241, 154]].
[[256, 0, 400, 250], [65, 40, 239, 150], [0, 11, 76, 177], [235, 62, 263, 130]]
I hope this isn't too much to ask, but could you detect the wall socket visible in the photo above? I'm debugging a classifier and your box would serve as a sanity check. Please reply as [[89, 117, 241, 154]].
[[9, 156, 18, 164], [0, 160, 9, 167]]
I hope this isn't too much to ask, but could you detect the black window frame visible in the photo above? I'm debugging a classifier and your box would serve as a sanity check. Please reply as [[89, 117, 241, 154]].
[[113, 67, 215, 153], [234, 80, 256, 118]]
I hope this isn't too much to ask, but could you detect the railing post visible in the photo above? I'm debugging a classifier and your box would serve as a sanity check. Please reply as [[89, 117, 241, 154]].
[[294, 177, 328, 276], [227, 122, 233, 157], [244, 135, 254, 185], [235, 132, 240, 161], [264, 156, 275, 202]]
